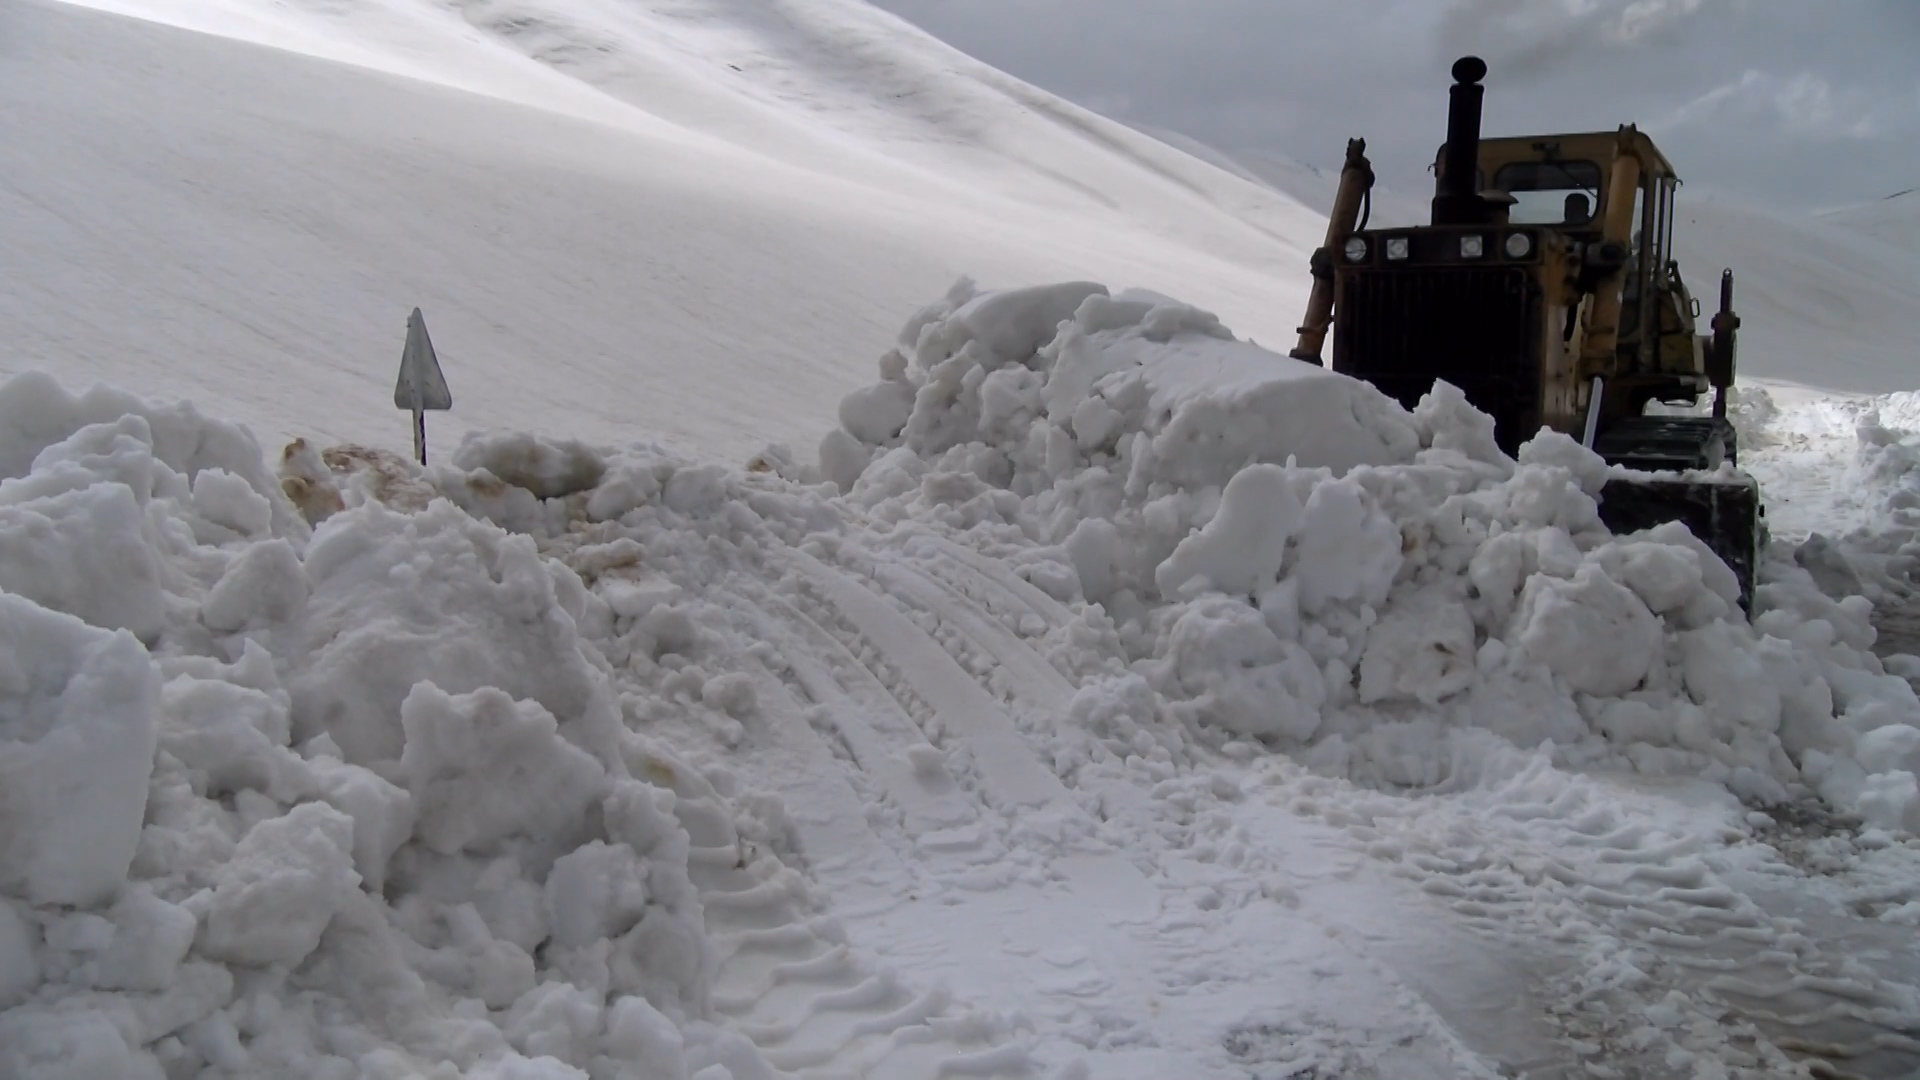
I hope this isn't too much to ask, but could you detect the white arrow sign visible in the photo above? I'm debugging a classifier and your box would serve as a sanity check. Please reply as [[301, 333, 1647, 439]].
[[394, 308, 452, 411], [394, 308, 452, 464]]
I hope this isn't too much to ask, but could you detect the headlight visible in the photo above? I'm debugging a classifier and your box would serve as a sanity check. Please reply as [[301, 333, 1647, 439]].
[[1460, 235, 1485, 259], [1386, 237, 1410, 261], [1343, 237, 1368, 262], [1504, 232, 1533, 258]]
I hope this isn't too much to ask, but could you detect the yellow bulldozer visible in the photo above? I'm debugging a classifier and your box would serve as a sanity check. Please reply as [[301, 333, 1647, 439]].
[[1292, 56, 1762, 606]]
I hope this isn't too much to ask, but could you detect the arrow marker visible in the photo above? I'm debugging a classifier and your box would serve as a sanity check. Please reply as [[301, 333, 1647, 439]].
[[393, 308, 452, 464]]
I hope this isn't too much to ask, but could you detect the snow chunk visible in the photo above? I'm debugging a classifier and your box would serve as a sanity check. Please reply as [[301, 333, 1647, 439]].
[[920, 281, 1105, 370], [1414, 380, 1508, 465], [0, 371, 303, 539], [1161, 597, 1325, 740], [1101, 330, 1417, 488], [1856, 770, 1920, 833], [289, 500, 619, 764], [817, 428, 872, 494], [201, 538, 308, 633], [157, 675, 307, 800], [1511, 563, 1661, 697], [1679, 622, 1782, 734], [399, 684, 608, 856], [0, 595, 159, 907], [1855, 723, 1920, 778], [1064, 518, 1120, 603], [1291, 476, 1403, 614], [0, 1010, 165, 1080], [0, 483, 166, 639], [839, 380, 915, 445], [505, 982, 604, 1067], [1155, 464, 1301, 598], [1517, 429, 1610, 496], [700, 673, 757, 719], [1627, 520, 1742, 612], [1359, 587, 1477, 706], [585, 454, 667, 522], [307, 753, 416, 893], [603, 995, 688, 1080], [192, 467, 274, 538], [545, 841, 651, 949], [201, 801, 359, 966], [1, 415, 167, 507], [454, 432, 607, 500], [90, 886, 198, 992]]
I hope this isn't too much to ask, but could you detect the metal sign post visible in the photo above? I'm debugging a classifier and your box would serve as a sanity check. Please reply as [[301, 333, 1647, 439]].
[[393, 308, 453, 465]]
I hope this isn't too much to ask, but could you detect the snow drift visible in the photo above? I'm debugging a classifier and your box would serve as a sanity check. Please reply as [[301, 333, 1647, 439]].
[[821, 281, 1920, 828], [9, 283, 1920, 1074], [0, 374, 770, 1078]]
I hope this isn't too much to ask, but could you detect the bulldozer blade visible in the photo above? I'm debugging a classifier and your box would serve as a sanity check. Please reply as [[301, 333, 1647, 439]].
[[1597, 472, 1764, 613]]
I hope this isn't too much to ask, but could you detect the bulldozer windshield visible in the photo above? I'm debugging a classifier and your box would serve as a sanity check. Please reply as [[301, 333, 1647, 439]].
[[1493, 160, 1605, 226]]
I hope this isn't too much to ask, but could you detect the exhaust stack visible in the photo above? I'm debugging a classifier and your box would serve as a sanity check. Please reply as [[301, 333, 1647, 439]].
[[1431, 56, 1491, 226]]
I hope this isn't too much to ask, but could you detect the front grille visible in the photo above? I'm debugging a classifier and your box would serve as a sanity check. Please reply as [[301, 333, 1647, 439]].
[[1334, 266, 1541, 453]]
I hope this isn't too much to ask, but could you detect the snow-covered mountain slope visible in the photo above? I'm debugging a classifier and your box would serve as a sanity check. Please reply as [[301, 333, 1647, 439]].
[[1676, 192, 1920, 395], [4, 0, 1317, 464], [66, 0, 1328, 248], [1821, 187, 1920, 254]]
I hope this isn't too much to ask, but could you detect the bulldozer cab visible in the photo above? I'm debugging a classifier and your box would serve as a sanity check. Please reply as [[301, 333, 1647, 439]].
[[1461, 132, 1675, 231], [1454, 132, 1686, 374]]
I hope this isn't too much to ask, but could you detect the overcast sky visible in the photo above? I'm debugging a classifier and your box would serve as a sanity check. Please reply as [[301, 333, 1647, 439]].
[[869, 0, 1920, 213]]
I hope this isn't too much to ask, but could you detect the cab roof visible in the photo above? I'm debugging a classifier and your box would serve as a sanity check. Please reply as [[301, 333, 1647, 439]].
[[1440, 127, 1681, 184]]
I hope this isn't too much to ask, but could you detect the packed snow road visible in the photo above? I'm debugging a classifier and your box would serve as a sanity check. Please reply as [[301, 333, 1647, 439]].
[[596, 505, 1920, 1079]]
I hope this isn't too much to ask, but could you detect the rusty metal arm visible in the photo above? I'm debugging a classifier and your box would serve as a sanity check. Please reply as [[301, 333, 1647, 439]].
[[1708, 269, 1739, 419], [1576, 130, 1642, 374], [1290, 138, 1375, 366]]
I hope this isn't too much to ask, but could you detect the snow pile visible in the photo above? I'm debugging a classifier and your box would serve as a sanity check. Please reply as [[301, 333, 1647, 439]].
[[0, 373, 775, 1079], [8, 306, 1920, 1074], [1740, 386, 1920, 599], [1722, 383, 1920, 607], [821, 281, 1920, 830]]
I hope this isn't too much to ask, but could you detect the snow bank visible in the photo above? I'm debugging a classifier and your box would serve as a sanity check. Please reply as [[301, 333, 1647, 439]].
[[1736, 386, 1920, 601], [821, 280, 1920, 829], [0, 377, 773, 1079], [8, 304, 1920, 1074]]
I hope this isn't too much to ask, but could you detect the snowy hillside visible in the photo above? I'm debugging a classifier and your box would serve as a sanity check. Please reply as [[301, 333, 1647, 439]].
[[1822, 187, 1920, 251], [4, 0, 1318, 463], [9, 1, 1920, 1079]]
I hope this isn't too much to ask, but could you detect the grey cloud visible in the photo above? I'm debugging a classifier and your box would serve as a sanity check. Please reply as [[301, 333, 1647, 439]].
[[871, 0, 1919, 210], [1436, 0, 1714, 76]]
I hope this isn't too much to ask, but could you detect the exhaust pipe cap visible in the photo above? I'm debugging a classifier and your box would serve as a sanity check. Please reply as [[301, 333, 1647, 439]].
[[1452, 56, 1487, 84]]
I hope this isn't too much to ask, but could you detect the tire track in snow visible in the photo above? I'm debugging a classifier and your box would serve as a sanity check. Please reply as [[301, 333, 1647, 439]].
[[746, 586, 1001, 872], [790, 548, 1091, 817], [899, 533, 1077, 634], [613, 575, 1036, 1079], [785, 541, 1547, 1077], [1276, 761, 1920, 1077], [689, 846, 1027, 1079], [869, 557, 1077, 708], [880, 535, 1920, 1075]]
